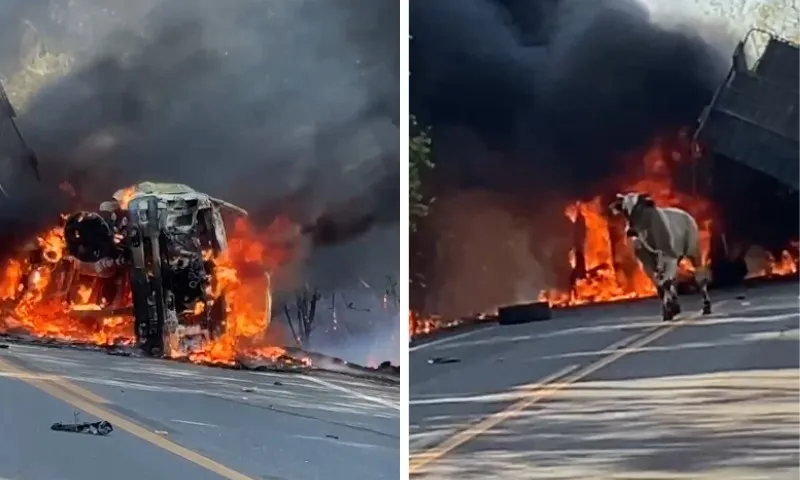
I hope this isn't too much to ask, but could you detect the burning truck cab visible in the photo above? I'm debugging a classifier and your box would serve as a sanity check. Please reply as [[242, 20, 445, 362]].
[[18, 181, 249, 358]]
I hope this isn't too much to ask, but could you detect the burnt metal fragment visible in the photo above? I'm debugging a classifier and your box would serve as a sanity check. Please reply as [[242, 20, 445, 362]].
[[106, 349, 132, 357], [51, 420, 114, 436], [427, 357, 460, 365]]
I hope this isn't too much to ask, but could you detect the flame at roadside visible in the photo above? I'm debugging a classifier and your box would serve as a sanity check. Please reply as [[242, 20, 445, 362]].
[[184, 217, 307, 366], [0, 225, 132, 344], [0, 214, 310, 368], [538, 133, 797, 307], [409, 311, 442, 338], [410, 132, 799, 337]]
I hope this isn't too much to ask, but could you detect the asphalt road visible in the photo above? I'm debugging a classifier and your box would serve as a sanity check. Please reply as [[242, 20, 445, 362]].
[[410, 283, 800, 479], [0, 344, 399, 480]]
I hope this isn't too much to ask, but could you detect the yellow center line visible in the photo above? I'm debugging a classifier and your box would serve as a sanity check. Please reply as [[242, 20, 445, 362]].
[[0, 356, 255, 480], [409, 303, 726, 474], [598, 323, 662, 353], [410, 363, 580, 464]]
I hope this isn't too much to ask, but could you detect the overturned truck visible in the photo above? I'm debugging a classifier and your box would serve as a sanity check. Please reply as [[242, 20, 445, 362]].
[[691, 29, 799, 285], [21, 182, 248, 357]]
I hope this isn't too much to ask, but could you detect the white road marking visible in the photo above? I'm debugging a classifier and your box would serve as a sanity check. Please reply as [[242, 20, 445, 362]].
[[303, 376, 399, 410], [170, 419, 219, 427], [410, 326, 495, 353]]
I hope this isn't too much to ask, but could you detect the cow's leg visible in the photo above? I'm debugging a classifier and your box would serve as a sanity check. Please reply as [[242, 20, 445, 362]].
[[636, 250, 672, 321], [659, 257, 680, 321], [689, 253, 712, 315], [699, 271, 712, 315], [636, 249, 659, 294]]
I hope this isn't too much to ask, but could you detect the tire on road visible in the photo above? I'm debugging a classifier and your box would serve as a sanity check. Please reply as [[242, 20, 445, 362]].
[[497, 302, 552, 325]]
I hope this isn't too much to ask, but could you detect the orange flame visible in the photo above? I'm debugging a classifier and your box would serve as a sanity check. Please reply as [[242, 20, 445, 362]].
[[0, 212, 308, 367], [410, 132, 798, 337], [115, 187, 137, 210], [539, 135, 715, 306], [409, 310, 462, 337], [538, 134, 797, 308], [744, 248, 799, 279]]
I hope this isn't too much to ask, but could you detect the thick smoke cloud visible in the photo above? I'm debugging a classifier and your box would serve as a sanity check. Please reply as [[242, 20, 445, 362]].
[[410, 0, 733, 197], [0, 0, 399, 291], [0, 1, 399, 363], [410, 0, 735, 315]]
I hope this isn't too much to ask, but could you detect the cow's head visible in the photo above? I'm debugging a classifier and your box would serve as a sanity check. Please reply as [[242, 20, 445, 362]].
[[608, 192, 655, 217]]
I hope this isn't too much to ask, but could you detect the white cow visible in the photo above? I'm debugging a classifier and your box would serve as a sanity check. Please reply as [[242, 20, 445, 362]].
[[609, 192, 712, 321]]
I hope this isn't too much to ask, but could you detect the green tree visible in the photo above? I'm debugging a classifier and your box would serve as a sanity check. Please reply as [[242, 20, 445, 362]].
[[410, 114, 434, 233]]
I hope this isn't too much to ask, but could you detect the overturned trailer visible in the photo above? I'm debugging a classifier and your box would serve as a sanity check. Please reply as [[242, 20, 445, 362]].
[[692, 29, 799, 285]]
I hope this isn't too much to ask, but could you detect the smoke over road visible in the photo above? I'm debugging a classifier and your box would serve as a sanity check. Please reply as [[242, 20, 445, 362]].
[[411, 0, 733, 195], [410, 0, 736, 315], [0, 0, 399, 365]]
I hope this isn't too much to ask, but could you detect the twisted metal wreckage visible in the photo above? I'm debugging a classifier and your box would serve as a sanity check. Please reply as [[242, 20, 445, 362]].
[[0, 80, 255, 360], [0, 82, 400, 380], [60, 181, 250, 358]]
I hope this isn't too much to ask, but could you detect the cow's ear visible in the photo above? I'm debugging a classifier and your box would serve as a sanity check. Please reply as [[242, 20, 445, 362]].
[[608, 194, 624, 215], [638, 193, 655, 207]]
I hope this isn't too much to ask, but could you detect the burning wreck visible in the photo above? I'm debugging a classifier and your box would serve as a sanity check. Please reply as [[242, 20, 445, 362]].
[[0, 0, 403, 383], [0, 178, 312, 368], [0, 86, 399, 374], [0, 175, 399, 375], [14, 182, 248, 358], [409, 27, 799, 338]]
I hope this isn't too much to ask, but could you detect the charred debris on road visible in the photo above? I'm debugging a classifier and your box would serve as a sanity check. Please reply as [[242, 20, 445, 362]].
[[0, 333, 399, 383]]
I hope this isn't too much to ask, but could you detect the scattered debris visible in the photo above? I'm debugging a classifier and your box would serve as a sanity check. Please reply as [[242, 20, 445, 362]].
[[107, 349, 132, 357], [0, 333, 134, 356], [51, 420, 113, 436], [0, 334, 396, 383], [235, 353, 312, 373], [325, 434, 339, 440], [427, 357, 460, 365]]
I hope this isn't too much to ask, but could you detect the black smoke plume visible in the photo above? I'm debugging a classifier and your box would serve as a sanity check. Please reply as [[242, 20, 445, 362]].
[[410, 0, 735, 315], [0, 0, 399, 291], [410, 0, 733, 197]]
